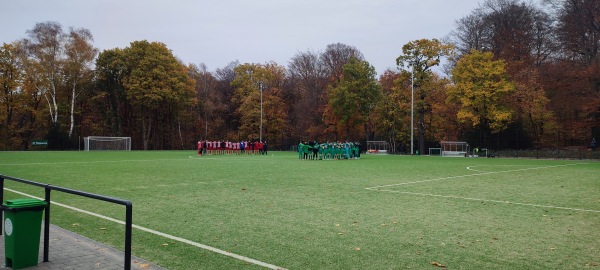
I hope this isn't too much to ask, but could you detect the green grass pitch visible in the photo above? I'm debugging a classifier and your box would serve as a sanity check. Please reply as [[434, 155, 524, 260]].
[[0, 151, 599, 269]]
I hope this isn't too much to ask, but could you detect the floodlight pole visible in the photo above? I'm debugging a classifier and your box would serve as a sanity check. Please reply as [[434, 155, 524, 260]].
[[410, 66, 414, 155], [259, 81, 263, 143]]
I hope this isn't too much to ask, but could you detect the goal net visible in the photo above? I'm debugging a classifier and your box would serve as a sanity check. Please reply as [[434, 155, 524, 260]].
[[440, 141, 469, 157], [428, 148, 442, 156], [84, 136, 131, 151], [367, 141, 390, 154]]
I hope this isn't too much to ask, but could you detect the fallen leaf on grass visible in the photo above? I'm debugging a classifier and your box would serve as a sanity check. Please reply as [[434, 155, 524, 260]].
[[72, 223, 79, 227], [161, 243, 169, 246], [431, 261, 446, 267], [354, 247, 361, 251]]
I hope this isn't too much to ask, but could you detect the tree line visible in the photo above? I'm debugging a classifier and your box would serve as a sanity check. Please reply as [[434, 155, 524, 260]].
[[1, 0, 598, 152]]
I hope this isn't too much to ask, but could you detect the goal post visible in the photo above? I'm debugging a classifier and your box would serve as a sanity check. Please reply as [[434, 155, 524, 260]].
[[84, 136, 131, 151], [428, 148, 442, 156]]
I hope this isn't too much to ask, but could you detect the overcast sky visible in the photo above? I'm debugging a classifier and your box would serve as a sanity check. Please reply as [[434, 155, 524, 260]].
[[1, 0, 485, 74]]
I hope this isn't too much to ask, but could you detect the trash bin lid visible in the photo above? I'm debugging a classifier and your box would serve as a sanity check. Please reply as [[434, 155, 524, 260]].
[[3, 198, 47, 208]]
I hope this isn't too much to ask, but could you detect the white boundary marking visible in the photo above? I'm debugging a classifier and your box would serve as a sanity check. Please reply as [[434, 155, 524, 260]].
[[4, 188, 287, 270], [365, 163, 586, 190], [373, 190, 600, 213], [365, 163, 600, 213], [0, 158, 191, 166], [0, 155, 267, 166]]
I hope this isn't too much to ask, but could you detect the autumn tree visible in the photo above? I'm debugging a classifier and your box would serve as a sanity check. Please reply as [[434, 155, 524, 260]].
[[287, 50, 327, 140], [396, 38, 454, 154], [13, 42, 47, 150], [375, 70, 455, 153], [93, 41, 196, 150], [231, 62, 288, 145], [188, 63, 217, 141], [374, 70, 410, 152], [321, 43, 364, 85], [0, 43, 24, 149], [14, 22, 99, 149], [213, 61, 240, 140], [327, 57, 381, 140], [449, 0, 558, 148], [552, 0, 600, 141], [450, 0, 556, 67], [448, 50, 515, 147], [21, 22, 64, 128], [64, 27, 98, 138], [121, 41, 196, 149], [93, 48, 129, 137]]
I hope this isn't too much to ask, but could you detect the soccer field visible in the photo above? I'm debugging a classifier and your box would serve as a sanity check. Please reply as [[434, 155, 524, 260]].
[[0, 151, 599, 269]]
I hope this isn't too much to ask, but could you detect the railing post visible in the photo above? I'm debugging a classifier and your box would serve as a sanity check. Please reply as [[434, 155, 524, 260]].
[[2, 175, 133, 269], [125, 201, 132, 270], [0, 175, 3, 236], [44, 185, 51, 262]]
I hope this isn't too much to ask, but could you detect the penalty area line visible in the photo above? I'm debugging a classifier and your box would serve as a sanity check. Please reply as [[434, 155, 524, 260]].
[[4, 188, 287, 270]]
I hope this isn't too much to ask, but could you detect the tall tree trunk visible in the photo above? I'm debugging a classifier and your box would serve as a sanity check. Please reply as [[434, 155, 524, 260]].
[[69, 81, 76, 138], [418, 93, 426, 155]]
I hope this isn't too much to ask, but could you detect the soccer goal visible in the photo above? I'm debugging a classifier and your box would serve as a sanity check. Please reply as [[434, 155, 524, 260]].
[[428, 148, 442, 156], [84, 136, 131, 151], [440, 141, 469, 157], [367, 141, 390, 154]]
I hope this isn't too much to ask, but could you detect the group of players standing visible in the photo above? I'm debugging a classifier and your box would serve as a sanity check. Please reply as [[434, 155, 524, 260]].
[[197, 140, 268, 156], [298, 141, 361, 160]]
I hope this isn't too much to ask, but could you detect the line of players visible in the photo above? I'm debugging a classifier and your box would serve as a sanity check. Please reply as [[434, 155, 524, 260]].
[[197, 140, 268, 156], [298, 141, 361, 160]]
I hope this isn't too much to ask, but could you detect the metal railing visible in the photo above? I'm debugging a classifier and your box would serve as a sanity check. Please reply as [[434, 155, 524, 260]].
[[0, 175, 132, 270]]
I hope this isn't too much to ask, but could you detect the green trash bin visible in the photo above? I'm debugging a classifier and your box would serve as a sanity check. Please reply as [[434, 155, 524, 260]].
[[3, 198, 47, 269]]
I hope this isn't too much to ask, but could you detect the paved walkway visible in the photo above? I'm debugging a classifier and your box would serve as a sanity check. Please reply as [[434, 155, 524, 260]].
[[0, 224, 166, 270]]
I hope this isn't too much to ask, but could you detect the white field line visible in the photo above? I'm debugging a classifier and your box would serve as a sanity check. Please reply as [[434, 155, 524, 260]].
[[4, 188, 287, 270], [374, 190, 600, 213], [365, 163, 587, 190], [465, 164, 534, 173], [0, 158, 191, 166], [0, 155, 262, 165], [365, 163, 600, 214]]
